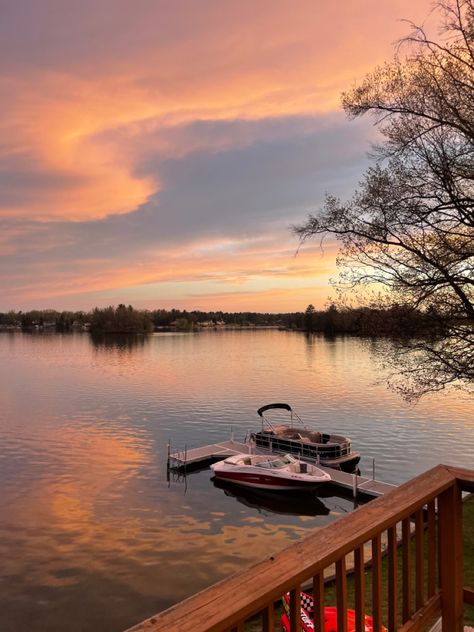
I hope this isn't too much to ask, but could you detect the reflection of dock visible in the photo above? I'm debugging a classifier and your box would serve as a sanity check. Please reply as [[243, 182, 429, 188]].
[[168, 439, 396, 499]]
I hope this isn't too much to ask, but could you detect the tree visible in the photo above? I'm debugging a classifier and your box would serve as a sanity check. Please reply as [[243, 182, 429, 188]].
[[304, 304, 316, 332], [89, 305, 153, 334], [295, 0, 474, 400]]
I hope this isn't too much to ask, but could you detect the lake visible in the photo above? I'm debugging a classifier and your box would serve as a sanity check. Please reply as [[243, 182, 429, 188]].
[[1, 330, 473, 631]]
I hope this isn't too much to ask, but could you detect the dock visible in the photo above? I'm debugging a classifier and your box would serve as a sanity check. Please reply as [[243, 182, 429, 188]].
[[168, 439, 397, 499]]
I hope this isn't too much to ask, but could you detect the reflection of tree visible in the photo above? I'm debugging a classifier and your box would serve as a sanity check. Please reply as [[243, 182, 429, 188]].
[[90, 332, 149, 353], [296, 1, 474, 400]]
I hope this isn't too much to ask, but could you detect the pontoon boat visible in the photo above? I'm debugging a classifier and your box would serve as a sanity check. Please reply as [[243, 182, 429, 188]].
[[250, 403, 361, 473]]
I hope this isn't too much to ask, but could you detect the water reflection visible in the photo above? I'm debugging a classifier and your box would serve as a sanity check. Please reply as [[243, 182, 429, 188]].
[[212, 478, 331, 517], [0, 330, 473, 632], [90, 332, 150, 352]]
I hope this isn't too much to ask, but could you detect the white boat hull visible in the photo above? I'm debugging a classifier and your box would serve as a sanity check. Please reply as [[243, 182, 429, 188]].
[[210, 453, 331, 491]]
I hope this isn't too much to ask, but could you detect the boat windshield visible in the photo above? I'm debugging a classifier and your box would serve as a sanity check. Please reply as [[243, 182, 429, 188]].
[[255, 458, 289, 469]]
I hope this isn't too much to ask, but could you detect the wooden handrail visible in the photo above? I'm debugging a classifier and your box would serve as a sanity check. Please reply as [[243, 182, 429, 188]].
[[445, 466, 474, 491], [124, 464, 471, 632]]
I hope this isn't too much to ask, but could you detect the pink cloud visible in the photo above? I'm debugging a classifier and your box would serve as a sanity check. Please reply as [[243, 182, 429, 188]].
[[0, 0, 435, 310], [0, 0, 433, 221]]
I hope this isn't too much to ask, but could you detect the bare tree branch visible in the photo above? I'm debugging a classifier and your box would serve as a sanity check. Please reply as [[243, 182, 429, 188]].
[[295, 0, 474, 400]]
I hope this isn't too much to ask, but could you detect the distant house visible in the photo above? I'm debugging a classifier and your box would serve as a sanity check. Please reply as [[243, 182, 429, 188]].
[[198, 320, 215, 328], [198, 320, 225, 328]]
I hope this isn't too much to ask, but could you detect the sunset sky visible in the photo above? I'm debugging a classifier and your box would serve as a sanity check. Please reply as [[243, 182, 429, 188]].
[[0, 0, 435, 313]]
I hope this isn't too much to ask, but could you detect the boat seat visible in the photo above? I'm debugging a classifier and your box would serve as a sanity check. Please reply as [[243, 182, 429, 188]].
[[273, 425, 290, 434], [296, 434, 311, 443]]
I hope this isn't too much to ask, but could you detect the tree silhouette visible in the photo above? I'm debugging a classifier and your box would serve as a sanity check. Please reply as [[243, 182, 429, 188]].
[[295, 0, 474, 400], [304, 304, 316, 332]]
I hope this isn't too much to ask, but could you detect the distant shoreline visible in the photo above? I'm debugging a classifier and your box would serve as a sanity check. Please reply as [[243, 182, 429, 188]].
[[0, 303, 445, 337]]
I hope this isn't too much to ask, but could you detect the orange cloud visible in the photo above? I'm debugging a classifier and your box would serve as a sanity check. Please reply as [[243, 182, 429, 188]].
[[0, 0, 433, 221], [0, 0, 438, 312], [2, 234, 339, 310]]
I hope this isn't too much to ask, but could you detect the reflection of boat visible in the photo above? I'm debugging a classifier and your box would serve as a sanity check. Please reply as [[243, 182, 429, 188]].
[[210, 453, 331, 491], [251, 403, 361, 473], [281, 591, 387, 632], [212, 477, 330, 517]]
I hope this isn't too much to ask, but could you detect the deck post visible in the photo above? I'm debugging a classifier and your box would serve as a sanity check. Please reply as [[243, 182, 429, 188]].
[[438, 481, 463, 632]]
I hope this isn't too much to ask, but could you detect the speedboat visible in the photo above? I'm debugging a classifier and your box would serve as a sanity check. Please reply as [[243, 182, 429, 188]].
[[250, 403, 361, 473], [210, 453, 331, 491]]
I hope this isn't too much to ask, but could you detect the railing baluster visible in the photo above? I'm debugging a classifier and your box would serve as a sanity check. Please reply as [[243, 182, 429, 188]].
[[262, 602, 275, 632], [336, 557, 348, 632], [402, 517, 412, 622], [387, 526, 398, 631], [415, 508, 424, 609], [313, 573, 325, 632], [371, 535, 382, 632], [289, 588, 301, 632], [354, 545, 365, 632], [427, 500, 436, 597], [438, 483, 464, 631]]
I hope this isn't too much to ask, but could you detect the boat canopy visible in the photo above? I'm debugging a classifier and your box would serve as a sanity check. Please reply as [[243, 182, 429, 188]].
[[257, 403, 292, 417]]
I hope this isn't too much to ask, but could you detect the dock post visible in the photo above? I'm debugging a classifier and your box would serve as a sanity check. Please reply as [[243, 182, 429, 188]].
[[372, 458, 375, 481], [352, 471, 358, 499], [230, 427, 234, 443]]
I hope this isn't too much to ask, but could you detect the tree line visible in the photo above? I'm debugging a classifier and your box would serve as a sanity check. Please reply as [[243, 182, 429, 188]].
[[0, 302, 447, 336], [0, 305, 289, 332], [0, 306, 284, 332]]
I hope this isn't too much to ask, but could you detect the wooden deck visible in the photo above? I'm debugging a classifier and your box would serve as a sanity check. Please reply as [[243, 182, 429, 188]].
[[168, 439, 397, 499], [126, 465, 474, 632]]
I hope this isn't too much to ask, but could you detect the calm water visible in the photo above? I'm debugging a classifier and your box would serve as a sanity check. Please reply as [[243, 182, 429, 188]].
[[1, 330, 473, 631]]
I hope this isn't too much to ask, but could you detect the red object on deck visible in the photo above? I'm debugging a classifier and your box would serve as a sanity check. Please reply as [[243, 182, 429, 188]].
[[280, 591, 387, 632]]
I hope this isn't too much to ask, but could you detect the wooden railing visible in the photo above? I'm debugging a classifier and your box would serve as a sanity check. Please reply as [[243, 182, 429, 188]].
[[125, 464, 474, 632]]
